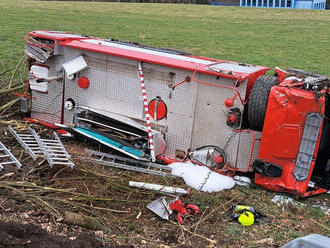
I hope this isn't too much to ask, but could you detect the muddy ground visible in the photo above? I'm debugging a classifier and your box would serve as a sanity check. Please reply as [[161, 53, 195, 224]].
[[0, 120, 328, 248]]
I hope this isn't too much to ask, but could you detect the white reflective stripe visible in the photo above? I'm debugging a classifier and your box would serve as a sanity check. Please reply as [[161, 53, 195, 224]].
[[138, 61, 156, 162]]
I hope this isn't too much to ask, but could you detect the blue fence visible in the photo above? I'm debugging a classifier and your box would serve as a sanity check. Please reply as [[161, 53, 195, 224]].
[[210, 0, 326, 9]]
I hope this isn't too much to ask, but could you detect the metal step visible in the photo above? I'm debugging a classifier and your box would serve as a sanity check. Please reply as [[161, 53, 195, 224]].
[[8, 126, 43, 161], [81, 149, 174, 177], [0, 141, 22, 171], [30, 128, 74, 169]]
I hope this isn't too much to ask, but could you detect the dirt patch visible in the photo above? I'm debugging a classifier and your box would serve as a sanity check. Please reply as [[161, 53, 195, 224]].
[[0, 220, 103, 248]]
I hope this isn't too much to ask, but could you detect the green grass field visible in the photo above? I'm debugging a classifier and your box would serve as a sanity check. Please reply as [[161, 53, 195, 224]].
[[0, 1, 330, 246], [0, 0, 330, 76]]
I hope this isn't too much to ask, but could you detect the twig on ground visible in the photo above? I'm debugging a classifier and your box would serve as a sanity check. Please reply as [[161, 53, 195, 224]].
[[0, 111, 19, 120], [9, 55, 26, 89], [0, 173, 15, 181], [190, 197, 236, 230], [0, 67, 14, 77], [169, 220, 217, 245], [31, 195, 61, 218], [0, 98, 20, 116], [194, 206, 209, 234], [0, 85, 22, 94]]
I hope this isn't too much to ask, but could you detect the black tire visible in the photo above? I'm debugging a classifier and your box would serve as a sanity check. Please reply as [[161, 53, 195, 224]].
[[248, 75, 279, 131]]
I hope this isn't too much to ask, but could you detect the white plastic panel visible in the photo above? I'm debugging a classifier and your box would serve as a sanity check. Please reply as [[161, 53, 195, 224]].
[[62, 55, 88, 77], [29, 65, 49, 92]]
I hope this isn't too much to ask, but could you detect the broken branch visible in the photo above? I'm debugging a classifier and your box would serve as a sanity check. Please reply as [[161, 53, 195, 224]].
[[8, 55, 26, 89]]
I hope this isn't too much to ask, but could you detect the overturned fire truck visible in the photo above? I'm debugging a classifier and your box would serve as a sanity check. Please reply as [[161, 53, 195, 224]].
[[22, 31, 329, 197]]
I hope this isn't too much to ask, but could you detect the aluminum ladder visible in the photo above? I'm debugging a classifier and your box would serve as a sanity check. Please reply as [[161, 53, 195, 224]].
[[30, 128, 75, 169], [82, 149, 174, 177], [0, 141, 22, 171], [8, 126, 43, 161]]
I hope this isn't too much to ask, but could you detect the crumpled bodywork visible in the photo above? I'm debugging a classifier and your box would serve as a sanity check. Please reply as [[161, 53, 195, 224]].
[[255, 85, 326, 196]]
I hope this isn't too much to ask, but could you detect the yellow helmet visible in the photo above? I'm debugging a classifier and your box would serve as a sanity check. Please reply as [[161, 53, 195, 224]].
[[238, 211, 254, 226]]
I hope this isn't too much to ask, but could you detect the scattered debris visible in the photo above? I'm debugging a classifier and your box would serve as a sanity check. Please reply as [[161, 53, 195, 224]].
[[169, 198, 199, 224], [272, 195, 330, 215], [24, 118, 72, 137], [233, 175, 251, 187], [228, 204, 270, 226], [129, 181, 188, 195], [147, 196, 200, 224], [188, 146, 227, 169], [82, 149, 174, 177], [169, 161, 235, 193], [147, 196, 173, 220]]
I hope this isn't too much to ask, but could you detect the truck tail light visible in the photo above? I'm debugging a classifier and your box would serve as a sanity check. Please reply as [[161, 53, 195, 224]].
[[77, 76, 90, 89]]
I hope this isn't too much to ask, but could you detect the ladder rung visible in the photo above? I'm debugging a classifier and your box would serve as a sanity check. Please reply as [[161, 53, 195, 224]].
[[44, 145, 62, 148], [52, 158, 70, 161], [48, 151, 66, 154], [28, 145, 40, 148], [41, 139, 59, 142], [45, 147, 63, 150], [0, 161, 16, 165], [52, 162, 73, 165], [0, 155, 10, 158], [49, 154, 68, 157], [30, 148, 42, 151], [43, 143, 62, 146]]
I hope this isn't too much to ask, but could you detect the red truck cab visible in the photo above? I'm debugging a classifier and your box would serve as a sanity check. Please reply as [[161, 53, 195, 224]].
[[250, 68, 330, 197]]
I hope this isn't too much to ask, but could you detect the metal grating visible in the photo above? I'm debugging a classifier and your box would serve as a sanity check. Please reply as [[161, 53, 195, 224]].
[[30, 128, 74, 169], [191, 73, 246, 166], [8, 126, 43, 161], [82, 149, 174, 177], [31, 47, 249, 161], [294, 112, 322, 181], [0, 141, 22, 171], [235, 130, 262, 171], [31, 55, 67, 124]]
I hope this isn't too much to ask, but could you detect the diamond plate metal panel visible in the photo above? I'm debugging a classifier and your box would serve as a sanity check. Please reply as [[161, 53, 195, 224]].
[[31, 46, 250, 160], [164, 112, 195, 157], [63, 52, 108, 124], [61, 49, 197, 157], [31, 55, 66, 123], [235, 131, 262, 171], [191, 73, 247, 166]]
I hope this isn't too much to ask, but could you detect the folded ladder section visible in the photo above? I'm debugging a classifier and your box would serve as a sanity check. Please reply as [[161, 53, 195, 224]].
[[30, 128, 75, 169], [82, 149, 174, 177], [0, 141, 22, 171], [8, 126, 43, 161]]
